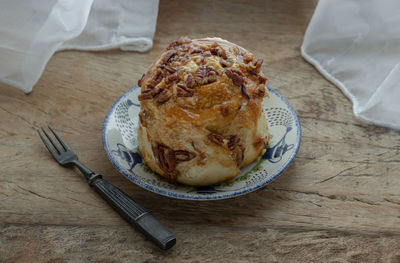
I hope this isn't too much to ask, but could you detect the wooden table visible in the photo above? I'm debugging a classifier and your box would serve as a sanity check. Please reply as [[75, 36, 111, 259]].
[[1, 0, 400, 262]]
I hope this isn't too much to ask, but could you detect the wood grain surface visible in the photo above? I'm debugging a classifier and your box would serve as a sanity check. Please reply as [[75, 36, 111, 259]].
[[1, 0, 400, 262]]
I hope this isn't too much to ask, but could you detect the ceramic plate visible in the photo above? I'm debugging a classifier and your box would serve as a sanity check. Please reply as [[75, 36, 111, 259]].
[[102, 85, 301, 200]]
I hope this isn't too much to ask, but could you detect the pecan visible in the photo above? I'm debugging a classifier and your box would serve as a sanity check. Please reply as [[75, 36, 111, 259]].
[[138, 87, 161, 101], [190, 46, 203, 54], [220, 59, 233, 68], [165, 72, 179, 84], [174, 150, 196, 162], [162, 50, 177, 64], [232, 45, 241, 55], [167, 37, 191, 50], [231, 145, 244, 166], [167, 41, 178, 50], [138, 74, 145, 87], [177, 36, 192, 45], [152, 144, 176, 173], [208, 133, 224, 146], [225, 68, 244, 86], [247, 69, 257, 76], [241, 85, 250, 99], [256, 87, 266, 97], [154, 89, 171, 105], [258, 75, 267, 85], [177, 84, 194, 97], [195, 65, 218, 85], [243, 53, 254, 63], [218, 48, 227, 59], [210, 42, 218, 53], [210, 43, 228, 59], [161, 65, 177, 74], [254, 58, 263, 72], [185, 74, 195, 88], [247, 69, 267, 85], [227, 135, 240, 150], [151, 69, 163, 86], [203, 50, 212, 57]]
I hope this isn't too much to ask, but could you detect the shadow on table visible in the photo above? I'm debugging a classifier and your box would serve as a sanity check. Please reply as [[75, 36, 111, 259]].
[[121, 162, 301, 230]]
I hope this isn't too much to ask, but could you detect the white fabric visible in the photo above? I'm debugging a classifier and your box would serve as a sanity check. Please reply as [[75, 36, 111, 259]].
[[302, 0, 400, 130], [0, 0, 159, 93]]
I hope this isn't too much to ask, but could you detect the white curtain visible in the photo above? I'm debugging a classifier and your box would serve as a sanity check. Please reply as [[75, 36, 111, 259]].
[[0, 0, 159, 93]]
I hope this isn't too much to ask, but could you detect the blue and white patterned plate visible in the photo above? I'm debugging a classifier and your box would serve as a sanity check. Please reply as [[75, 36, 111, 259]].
[[102, 85, 301, 200]]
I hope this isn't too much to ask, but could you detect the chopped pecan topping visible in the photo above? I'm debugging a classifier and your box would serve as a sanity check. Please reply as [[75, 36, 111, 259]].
[[154, 89, 171, 105], [210, 43, 228, 59], [255, 87, 266, 97], [152, 144, 176, 173], [241, 85, 250, 100], [243, 53, 254, 63], [247, 69, 267, 85], [167, 37, 192, 50], [208, 133, 224, 146], [180, 55, 191, 64], [162, 65, 177, 74], [220, 59, 233, 68], [165, 72, 179, 84], [218, 48, 228, 59], [177, 84, 194, 97], [254, 58, 263, 72], [231, 145, 244, 166], [190, 46, 203, 54], [247, 69, 257, 76], [152, 143, 195, 178], [227, 135, 240, 150], [162, 50, 177, 64], [138, 87, 162, 101], [232, 45, 240, 55], [185, 74, 195, 88], [195, 65, 218, 85], [177, 36, 192, 45], [174, 150, 196, 162], [210, 42, 218, 51], [225, 68, 244, 86], [203, 50, 212, 57], [247, 70, 267, 85], [258, 75, 267, 85], [151, 69, 163, 86], [138, 74, 145, 87]]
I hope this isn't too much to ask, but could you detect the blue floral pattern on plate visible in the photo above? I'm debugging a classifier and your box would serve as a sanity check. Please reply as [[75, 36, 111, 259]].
[[102, 85, 301, 200]]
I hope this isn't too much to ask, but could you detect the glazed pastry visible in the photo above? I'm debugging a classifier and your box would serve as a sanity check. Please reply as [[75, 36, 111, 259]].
[[137, 37, 269, 186]]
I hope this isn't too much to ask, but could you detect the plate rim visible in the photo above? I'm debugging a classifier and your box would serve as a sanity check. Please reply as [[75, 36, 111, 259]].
[[102, 85, 301, 200]]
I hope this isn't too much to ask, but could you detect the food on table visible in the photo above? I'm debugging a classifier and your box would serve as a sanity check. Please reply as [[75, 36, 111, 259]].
[[137, 37, 269, 186]]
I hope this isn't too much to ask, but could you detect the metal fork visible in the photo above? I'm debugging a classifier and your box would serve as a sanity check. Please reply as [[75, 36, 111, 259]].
[[38, 125, 176, 250]]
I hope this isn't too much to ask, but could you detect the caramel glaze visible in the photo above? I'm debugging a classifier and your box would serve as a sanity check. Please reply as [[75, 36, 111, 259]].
[[138, 36, 269, 184]]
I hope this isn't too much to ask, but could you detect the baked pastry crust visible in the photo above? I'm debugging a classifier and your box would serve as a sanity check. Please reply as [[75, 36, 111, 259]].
[[137, 37, 269, 186]]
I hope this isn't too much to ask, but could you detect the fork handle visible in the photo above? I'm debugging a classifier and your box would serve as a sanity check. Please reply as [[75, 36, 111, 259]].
[[91, 177, 176, 250]]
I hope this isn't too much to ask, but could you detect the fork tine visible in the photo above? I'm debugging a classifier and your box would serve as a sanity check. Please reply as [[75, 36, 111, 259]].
[[41, 127, 63, 154], [38, 130, 58, 158], [48, 125, 71, 151]]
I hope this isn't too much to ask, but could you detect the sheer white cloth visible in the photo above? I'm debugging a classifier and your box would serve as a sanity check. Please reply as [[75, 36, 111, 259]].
[[302, 0, 400, 130], [0, 0, 159, 93]]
